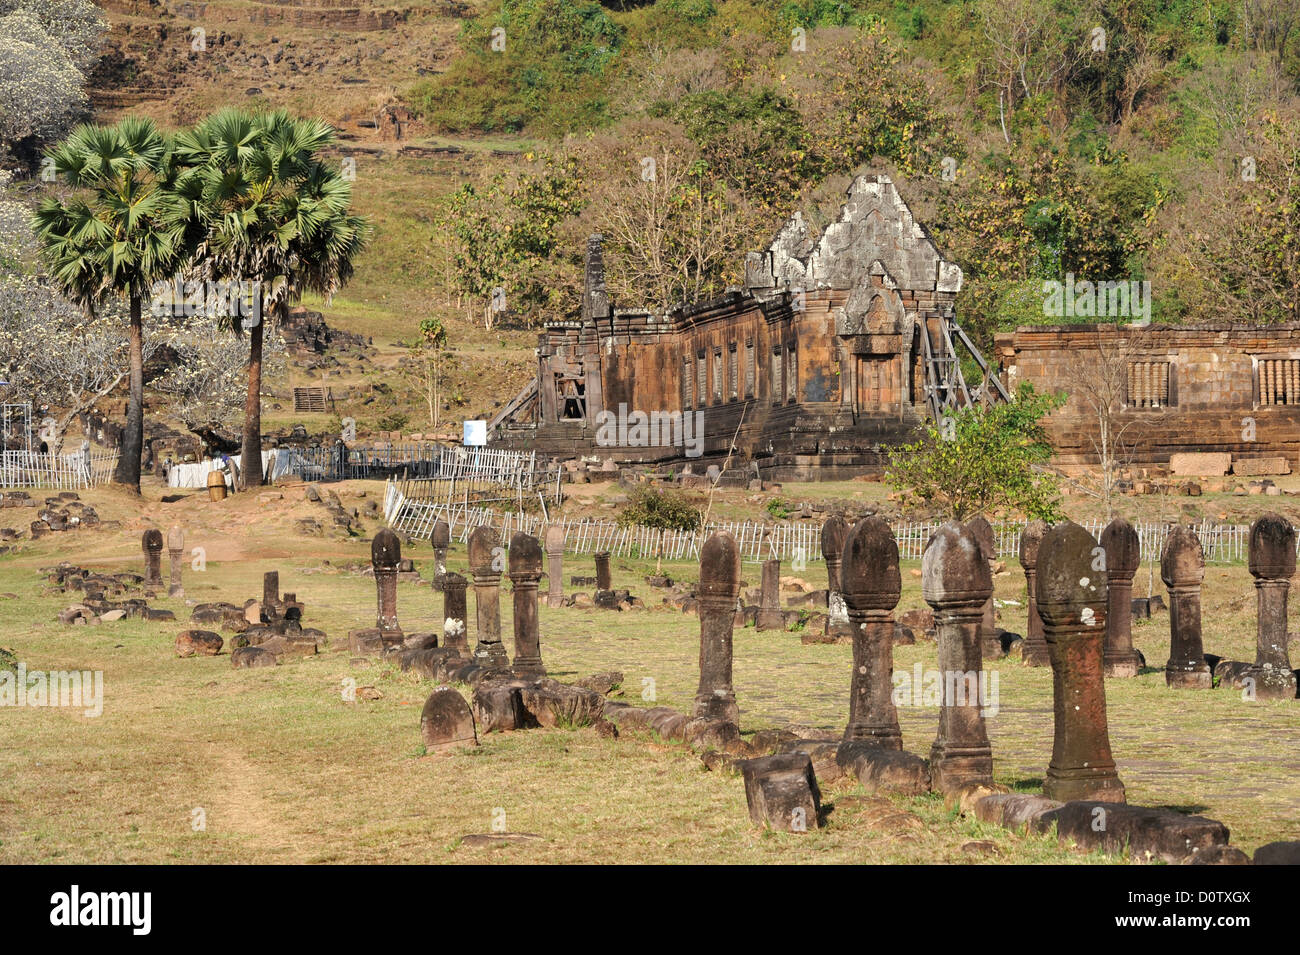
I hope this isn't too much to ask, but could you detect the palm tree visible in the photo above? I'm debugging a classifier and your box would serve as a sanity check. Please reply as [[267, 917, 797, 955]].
[[169, 108, 370, 488], [32, 117, 181, 492]]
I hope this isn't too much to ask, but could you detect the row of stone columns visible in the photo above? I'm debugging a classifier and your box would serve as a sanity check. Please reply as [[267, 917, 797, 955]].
[[692, 518, 1127, 801], [1018, 515, 1295, 697]]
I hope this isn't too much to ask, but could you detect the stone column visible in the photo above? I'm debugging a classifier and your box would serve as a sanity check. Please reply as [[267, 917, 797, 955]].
[[1161, 525, 1212, 689], [262, 571, 280, 610], [1019, 520, 1049, 666], [924, 521, 994, 792], [594, 551, 612, 592], [1246, 513, 1297, 700], [431, 520, 450, 591], [469, 525, 508, 667], [841, 516, 903, 749], [755, 558, 784, 631], [372, 529, 402, 636], [544, 524, 565, 608], [1037, 521, 1125, 803], [1101, 517, 1142, 678], [142, 529, 164, 590], [694, 531, 740, 724], [441, 572, 469, 654], [509, 532, 545, 678], [167, 525, 185, 598], [820, 514, 851, 639], [966, 516, 1000, 659]]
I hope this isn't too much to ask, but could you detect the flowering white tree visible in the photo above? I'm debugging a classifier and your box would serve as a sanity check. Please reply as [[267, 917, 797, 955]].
[[0, 184, 168, 452], [0, 6, 99, 162], [152, 321, 287, 434]]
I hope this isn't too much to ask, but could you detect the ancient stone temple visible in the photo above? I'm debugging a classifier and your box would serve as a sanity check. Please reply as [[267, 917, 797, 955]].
[[491, 175, 998, 478]]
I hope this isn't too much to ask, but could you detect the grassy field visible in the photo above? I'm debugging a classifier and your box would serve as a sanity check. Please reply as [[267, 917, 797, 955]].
[[1, 481, 1296, 863]]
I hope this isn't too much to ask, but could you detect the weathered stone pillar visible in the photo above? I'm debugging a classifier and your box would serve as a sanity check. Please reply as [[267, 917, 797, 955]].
[[1161, 526, 1212, 689], [694, 531, 740, 724], [431, 520, 450, 591], [509, 532, 545, 678], [469, 525, 508, 667], [167, 525, 185, 598], [1038, 521, 1125, 803], [441, 572, 469, 653], [1019, 520, 1049, 666], [142, 529, 164, 590], [755, 558, 784, 631], [1101, 517, 1142, 678], [594, 551, 611, 592], [372, 529, 402, 635], [924, 521, 994, 792], [544, 524, 565, 608], [966, 515, 1000, 659], [262, 571, 279, 610], [1246, 513, 1297, 700], [841, 516, 902, 749], [820, 514, 851, 639]]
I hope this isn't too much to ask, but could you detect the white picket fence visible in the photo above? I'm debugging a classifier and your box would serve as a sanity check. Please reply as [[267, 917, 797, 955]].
[[384, 481, 1258, 564], [0, 449, 118, 490]]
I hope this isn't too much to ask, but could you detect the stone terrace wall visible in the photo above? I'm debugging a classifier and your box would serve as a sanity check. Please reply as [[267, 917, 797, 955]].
[[995, 323, 1300, 468]]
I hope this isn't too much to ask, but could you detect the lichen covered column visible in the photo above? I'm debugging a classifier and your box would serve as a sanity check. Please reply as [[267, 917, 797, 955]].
[[694, 531, 741, 724], [1246, 513, 1297, 700], [509, 532, 545, 678], [1161, 526, 1211, 689], [820, 514, 851, 640], [1101, 517, 1142, 678], [1019, 520, 1049, 666], [925, 521, 994, 792], [1038, 520, 1125, 803], [841, 516, 902, 749], [469, 525, 508, 667]]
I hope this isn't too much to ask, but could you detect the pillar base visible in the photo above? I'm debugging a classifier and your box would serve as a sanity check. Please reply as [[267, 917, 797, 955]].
[[928, 744, 993, 794], [1021, 640, 1051, 667], [755, 610, 785, 631], [544, 594, 566, 609], [980, 633, 1003, 660], [694, 693, 738, 725], [512, 658, 546, 679], [1104, 651, 1142, 678], [348, 627, 404, 655], [841, 726, 903, 750], [1043, 767, 1126, 804], [169, 586, 185, 599], [1165, 663, 1212, 689], [474, 642, 510, 667]]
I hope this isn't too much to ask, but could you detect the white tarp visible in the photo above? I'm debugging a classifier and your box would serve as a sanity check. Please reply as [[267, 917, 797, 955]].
[[168, 451, 275, 489]]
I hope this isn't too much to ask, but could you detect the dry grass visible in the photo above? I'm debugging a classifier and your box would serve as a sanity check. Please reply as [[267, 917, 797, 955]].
[[0, 482, 1296, 863]]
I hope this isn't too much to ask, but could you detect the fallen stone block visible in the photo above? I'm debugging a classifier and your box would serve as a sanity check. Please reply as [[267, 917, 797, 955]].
[[519, 679, 605, 728], [973, 793, 1063, 829], [1034, 802, 1229, 863], [472, 680, 533, 733], [175, 629, 223, 657], [231, 646, 277, 668], [1232, 457, 1291, 476], [836, 741, 931, 795], [737, 753, 822, 832], [1170, 452, 1231, 477], [1185, 845, 1251, 865], [1253, 841, 1300, 865]]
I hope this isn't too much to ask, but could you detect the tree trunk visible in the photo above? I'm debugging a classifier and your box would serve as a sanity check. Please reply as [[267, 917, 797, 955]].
[[111, 295, 145, 492], [240, 310, 266, 489]]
